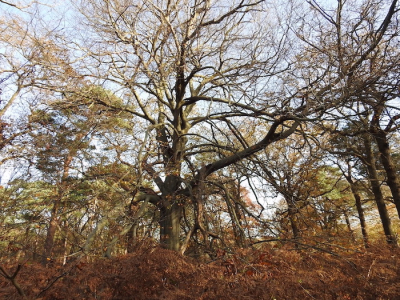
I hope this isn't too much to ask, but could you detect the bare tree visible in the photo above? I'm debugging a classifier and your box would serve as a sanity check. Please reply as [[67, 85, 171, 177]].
[[65, 0, 300, 251], [49, 0, 397, 251], [2, 0, 398, 253]]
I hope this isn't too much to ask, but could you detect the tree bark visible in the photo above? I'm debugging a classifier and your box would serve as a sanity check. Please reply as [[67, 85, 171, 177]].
[[126, 224, 139, 254], [343, 164, 370, 248], [159, 201, 182, 252], [343, 209, 356, 242], [351, 182, 369, 248], [363, 135, 397, 245], [61, 220, 69, 265], [228, 200, 246, 248], [286, 198, 300, 240], [41, 154, 73, 265], [371, 127, 400, 218], [41, 197, 60, 265]]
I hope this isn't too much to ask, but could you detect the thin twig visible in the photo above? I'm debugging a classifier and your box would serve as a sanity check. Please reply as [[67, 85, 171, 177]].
[[299, 282, 316, 299], [365, 259, 376, 286]]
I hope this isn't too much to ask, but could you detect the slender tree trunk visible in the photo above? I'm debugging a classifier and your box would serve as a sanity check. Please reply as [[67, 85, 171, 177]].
[[61, 220, 69, 265], [103, 198, 150, 256], [286, 198, 300, 240], [226, 201, 245, 247], [231, 207, 246, 247], [352, 184, 370, 248], [364, 135, 397, 245], [42, 197, 60, 265], [126, 201, 138, 253], [126, 224, 139, 253], [343, 209, 355, 242], [343, 165, 369, 248], [221, 186, 246, 247], [33, 236, 38, 261], [372, 127, 400, 218], [42, 155, 72, 266]]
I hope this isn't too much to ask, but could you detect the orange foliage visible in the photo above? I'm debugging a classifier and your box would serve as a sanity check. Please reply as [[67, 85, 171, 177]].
[[1, 243, 400, 299]]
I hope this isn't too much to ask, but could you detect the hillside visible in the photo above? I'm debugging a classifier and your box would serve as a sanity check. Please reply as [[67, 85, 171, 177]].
[[1, 243, 399, 300]]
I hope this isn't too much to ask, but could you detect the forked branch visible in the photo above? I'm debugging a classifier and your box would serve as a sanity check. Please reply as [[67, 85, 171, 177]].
[[0, 264, 27, 298]]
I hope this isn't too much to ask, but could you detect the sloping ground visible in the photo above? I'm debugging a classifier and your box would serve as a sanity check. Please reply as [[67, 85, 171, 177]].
[[1, 244, 399, 299]]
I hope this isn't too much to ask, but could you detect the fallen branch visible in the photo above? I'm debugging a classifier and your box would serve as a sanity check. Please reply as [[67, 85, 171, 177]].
[[0, 264, 27, 298]]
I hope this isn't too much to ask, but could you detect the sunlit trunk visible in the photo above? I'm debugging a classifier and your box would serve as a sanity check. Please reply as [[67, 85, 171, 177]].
[[159, 201, 182, 251]]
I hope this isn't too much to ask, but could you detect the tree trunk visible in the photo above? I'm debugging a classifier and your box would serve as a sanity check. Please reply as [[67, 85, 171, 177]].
[[372, 127, 400, 218], [364, 136, 397, 245], [42, 155, 73, 265], [126, 224, 139, 253], [61, 220, 69, 265], [343, 209, 355, 242], [286, 198, 300, 240], [343, 166, 370, 248], [126, 201, 139, 253], [159, 201, 182, 251], [103, 198, 150, 256], [351, 184, 370, 248], [42, 198, 60, 265], [221, 186, 246, 248]]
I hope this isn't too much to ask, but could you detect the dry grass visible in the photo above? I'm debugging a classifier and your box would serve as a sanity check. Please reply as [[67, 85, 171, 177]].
[[1, 243, 399, 299]]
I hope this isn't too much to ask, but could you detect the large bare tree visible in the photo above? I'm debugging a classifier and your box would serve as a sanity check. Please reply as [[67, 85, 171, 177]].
[[51, 0, 396, 251], [63, 0, 300, 251]]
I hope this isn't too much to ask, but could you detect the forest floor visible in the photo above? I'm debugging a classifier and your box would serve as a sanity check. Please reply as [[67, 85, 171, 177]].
[[1, 242, 400, 300]]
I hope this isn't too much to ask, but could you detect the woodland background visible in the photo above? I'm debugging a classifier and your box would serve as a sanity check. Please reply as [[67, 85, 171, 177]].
[[0, 0, 400, 298]]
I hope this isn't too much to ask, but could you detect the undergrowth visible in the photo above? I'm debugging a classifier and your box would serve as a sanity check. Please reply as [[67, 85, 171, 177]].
[[1, 243, 399, 299]]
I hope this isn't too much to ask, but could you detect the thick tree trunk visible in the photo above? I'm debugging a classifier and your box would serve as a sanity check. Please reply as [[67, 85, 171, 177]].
[[364, 136, 397, 245], [159, 201, 182, 251]]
